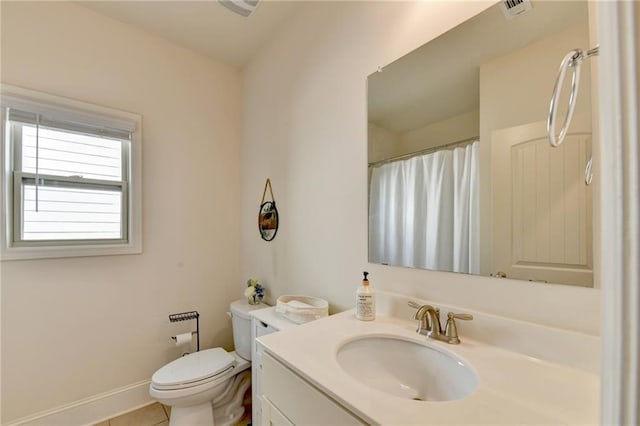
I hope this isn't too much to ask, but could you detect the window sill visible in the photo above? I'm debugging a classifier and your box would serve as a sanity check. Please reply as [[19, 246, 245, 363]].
[[0, 242, 142, 261]]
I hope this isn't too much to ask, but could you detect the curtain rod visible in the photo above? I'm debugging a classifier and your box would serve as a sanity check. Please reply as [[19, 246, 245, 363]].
[[368, 136, 479, 167]]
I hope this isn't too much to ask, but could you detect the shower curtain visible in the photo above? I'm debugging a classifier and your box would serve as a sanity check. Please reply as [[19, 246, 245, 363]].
[[369, 141, 479, 273]]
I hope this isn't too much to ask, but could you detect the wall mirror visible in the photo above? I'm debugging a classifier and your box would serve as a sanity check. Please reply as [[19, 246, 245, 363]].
[[259, 178, 279, 241], [367, 1, 596, 287], [259, 201, 278, 241]]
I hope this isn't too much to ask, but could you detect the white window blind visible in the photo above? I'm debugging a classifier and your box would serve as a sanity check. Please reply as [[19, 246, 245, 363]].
[[22, 184, 123, 240], [20, 124, 124, 181]]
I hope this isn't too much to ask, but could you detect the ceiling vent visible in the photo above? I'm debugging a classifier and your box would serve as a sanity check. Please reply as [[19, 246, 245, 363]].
[[500, 0, 533, 20], [218, 0, 259, 17]]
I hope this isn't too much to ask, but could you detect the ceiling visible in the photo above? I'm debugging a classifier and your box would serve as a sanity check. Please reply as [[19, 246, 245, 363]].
[[78, 1, 304, 68]]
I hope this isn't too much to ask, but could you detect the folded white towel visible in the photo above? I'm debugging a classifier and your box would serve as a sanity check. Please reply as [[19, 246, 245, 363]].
[[275, 295, 329, 324], [286, 300, 314, 309]]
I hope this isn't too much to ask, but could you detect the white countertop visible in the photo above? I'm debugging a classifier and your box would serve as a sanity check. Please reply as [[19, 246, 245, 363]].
[[257, 310, 599, 425]]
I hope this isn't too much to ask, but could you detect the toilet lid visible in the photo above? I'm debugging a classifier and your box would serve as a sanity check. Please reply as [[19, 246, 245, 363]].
[[152, 348, 235, 388]]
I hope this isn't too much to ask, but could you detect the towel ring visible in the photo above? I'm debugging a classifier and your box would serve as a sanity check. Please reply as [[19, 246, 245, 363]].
[[584, 157, 593, 186], [547, 49, 583, 148], [547, 45, 599, 185]]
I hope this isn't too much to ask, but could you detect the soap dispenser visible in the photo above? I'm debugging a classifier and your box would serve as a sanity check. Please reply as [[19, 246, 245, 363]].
[[356, 271, 375, 321]]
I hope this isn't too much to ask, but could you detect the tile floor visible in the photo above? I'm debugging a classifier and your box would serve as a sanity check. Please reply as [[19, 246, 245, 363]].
[[94, 402, 251, 426]]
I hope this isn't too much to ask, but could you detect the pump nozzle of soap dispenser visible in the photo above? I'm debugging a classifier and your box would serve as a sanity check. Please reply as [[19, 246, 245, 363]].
[[362, 271, 369, 284]]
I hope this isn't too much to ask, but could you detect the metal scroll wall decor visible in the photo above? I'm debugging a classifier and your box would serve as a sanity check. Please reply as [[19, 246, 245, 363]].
[[258, 178, 279, 241]]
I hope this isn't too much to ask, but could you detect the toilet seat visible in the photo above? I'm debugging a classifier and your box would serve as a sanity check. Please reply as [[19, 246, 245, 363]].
[[151, 348, 235, 391]]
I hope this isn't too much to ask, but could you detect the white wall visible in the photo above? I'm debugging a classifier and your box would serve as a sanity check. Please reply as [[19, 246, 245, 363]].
[[1, 2, 241, 423], [241, 1, 600, 339], [369, 110, 479, 164], [398, 109, 479, 156], [367, 122, 398, 163]]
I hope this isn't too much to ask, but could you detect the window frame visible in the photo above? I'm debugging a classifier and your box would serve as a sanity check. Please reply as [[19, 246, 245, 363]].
[[1, 84, 142, 260]]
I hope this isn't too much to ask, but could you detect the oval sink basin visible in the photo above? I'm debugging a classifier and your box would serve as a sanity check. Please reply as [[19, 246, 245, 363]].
[[336, 336, 478, 401]]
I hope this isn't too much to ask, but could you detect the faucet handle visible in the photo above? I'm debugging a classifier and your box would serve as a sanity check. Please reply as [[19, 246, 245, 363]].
[[450, 312, 473, 321], [444, 312, 473, 344]]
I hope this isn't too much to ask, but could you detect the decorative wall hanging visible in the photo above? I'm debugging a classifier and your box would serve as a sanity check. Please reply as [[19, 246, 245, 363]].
[[258, 178, 279, 241]]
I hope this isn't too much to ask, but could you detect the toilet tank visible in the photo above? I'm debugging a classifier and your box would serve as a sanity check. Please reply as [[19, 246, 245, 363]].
[[230, 300, 267, 360]]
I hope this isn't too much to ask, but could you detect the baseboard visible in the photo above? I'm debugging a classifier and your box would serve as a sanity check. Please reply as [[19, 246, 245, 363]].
[[5, 380, 154, 426]]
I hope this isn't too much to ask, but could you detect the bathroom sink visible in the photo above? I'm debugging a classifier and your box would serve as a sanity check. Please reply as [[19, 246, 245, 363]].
[[336, 336, 478, 401]]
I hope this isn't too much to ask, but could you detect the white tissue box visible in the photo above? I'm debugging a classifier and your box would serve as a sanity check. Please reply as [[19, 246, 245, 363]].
[[275, 295, 329, 324]]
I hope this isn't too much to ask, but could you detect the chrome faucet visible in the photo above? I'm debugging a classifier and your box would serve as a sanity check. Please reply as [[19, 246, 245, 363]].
[[408, 301, 473, 344]]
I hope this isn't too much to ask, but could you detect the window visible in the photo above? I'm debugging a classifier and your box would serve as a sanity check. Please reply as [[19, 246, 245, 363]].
[[1, 85, 142, 260]]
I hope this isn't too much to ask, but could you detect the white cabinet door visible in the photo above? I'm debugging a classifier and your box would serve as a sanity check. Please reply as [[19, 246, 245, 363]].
[[261, 352, 365, 425], [491, 120, 593, 286], [261, 397, 294, 426]]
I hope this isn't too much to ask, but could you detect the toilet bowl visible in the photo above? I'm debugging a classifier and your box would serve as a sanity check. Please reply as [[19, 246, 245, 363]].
[[149, 300, 266, 426]]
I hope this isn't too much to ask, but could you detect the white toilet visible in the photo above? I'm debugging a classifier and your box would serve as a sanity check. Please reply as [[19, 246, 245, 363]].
[[150, 300, 266, 426]]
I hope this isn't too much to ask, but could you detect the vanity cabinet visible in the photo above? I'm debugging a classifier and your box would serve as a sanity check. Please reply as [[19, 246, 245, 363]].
[[260, 351, 365, 426], [251, 308, 298, 426]]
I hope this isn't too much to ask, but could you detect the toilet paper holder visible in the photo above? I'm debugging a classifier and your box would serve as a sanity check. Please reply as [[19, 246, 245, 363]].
[[169, 311, 200, 352]]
